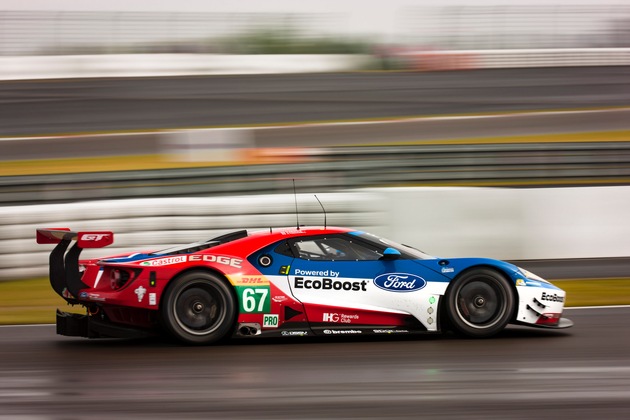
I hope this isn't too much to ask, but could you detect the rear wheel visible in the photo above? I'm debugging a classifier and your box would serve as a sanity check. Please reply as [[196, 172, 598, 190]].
[[161, 271, 236, 345], [445, 268, 515, 338]]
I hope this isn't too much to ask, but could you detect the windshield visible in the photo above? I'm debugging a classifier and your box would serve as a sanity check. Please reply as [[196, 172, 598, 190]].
[[350, 231, 435, 260]]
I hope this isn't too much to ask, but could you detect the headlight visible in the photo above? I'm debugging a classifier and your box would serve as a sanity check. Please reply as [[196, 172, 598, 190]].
[[518, 267, 550, 284]]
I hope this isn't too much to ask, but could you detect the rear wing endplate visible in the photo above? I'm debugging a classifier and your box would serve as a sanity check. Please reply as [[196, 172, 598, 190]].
[[36, 228, 114, 302]]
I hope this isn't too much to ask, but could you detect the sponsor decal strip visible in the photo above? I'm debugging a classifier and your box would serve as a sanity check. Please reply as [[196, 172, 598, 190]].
[[229, 275, 269, 286], [373, 273, 426, 293], [137, 255, 243, 268], [134, 286, 147, 303], [263, 314, 279, 328], [294, 277, 367, 291], [323, 312, 359, 323], [323, 329, 362, 335], [141, 256, 187, 266], [541, 292, 565, 303], [188, 255, 242, 268], [281, 331, 309, 336], [295, 268, 340, 278], [373, 329, 410, 334]]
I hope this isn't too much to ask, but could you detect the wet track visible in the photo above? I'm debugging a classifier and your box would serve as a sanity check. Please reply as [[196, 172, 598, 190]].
[[1, 306, 629, 419], [2, 67, 630, 418]]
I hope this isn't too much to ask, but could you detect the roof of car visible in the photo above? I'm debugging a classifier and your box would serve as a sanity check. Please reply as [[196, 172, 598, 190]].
[[248, 226, 354, 238], [213, 226, 356, 255]]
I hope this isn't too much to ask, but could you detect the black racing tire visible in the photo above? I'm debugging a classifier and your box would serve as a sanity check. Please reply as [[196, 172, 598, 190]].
[[445, 268, 515, 338], [160, 271, 237, 345]]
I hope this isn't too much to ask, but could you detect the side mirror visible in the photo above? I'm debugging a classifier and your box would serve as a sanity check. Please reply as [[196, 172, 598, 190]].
[[382, 247, 401, 260]]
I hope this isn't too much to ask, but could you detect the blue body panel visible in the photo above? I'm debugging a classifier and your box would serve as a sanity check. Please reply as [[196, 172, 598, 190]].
[[416, 257, 562, 290]]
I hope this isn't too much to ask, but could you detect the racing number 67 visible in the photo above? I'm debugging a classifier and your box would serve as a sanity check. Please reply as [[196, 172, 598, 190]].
[[242, 288, 269, 313]]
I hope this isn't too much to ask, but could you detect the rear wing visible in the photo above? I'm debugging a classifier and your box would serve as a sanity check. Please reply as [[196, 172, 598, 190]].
[[36, 228, 114, 248], [36, 228, 114, 302]]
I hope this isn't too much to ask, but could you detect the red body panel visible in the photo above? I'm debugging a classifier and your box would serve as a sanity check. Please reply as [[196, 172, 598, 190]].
[[72, 227, 364, 331]]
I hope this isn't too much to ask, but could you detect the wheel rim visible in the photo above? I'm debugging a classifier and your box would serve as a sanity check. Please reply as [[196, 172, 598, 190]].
[[172, 283, 226, 336], [455, 278, 507, 329]]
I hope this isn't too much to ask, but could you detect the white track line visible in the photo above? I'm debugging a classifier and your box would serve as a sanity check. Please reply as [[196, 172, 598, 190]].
[[256, 107, 630, 130], [2, 107, 630, 141]]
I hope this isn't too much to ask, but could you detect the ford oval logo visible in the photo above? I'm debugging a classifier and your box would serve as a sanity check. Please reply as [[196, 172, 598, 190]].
[[373, 273, 426, 293]]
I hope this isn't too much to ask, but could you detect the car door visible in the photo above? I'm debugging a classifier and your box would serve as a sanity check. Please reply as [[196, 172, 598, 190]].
[[285, 234, 445, 332]]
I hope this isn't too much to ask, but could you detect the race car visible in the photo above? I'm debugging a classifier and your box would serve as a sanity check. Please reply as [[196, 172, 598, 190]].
[[36, 226, 572, 344]]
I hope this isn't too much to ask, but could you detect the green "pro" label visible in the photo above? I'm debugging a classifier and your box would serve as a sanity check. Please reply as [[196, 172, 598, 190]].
[[237, 286, 270, 313]]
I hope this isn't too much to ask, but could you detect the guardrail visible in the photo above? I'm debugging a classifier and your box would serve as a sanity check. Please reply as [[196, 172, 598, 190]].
[[395, 48, 630, 71], [3, 186, 630, 281], [3, 141, 630, 206], [0, 193, 382, 280]]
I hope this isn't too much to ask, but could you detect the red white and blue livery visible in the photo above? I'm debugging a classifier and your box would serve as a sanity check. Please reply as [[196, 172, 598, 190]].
[[36, 226, 573, 344]]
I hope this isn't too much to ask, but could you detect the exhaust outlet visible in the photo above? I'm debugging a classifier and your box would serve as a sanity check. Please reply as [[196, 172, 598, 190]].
[[239, 326, 253, 336], [237, 323, 261, 336]]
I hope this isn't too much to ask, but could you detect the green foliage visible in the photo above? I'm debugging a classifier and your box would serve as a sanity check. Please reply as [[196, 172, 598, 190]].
[[219, 28, 372, 55]]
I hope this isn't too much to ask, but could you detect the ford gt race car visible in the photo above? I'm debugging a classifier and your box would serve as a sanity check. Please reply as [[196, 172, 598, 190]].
[[36, 226, 572, 344]]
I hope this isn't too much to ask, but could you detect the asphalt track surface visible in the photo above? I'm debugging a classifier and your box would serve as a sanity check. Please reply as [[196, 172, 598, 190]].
[[1, 66, 630, 137], [2, 108, 630, 161], [1, 306, 629, 419]]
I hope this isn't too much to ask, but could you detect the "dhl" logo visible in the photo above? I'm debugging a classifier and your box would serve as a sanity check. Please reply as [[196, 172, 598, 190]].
[[241, 276, 265, 284], [230, 275, 268, 286]]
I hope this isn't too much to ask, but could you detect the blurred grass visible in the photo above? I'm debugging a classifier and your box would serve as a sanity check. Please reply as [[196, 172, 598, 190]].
[[1, 277, 629, 325], [0, 154, 225, 176], [553, 279, 630, 307], [0, 278, 79, 324]]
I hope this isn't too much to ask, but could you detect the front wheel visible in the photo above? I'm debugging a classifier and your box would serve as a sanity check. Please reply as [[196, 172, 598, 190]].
[[445, 268, 515, 338], [161, 271, 237, 345]]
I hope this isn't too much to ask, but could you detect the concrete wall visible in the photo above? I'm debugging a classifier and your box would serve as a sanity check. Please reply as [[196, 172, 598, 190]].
[[376, 187, 630, 261], [2, 49, 630, 81], [0, 54, 373, 81]]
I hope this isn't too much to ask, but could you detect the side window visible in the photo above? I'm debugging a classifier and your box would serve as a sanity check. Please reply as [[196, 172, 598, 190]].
[[274, 241, 295, 257], [292, 236, 383, 261]]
